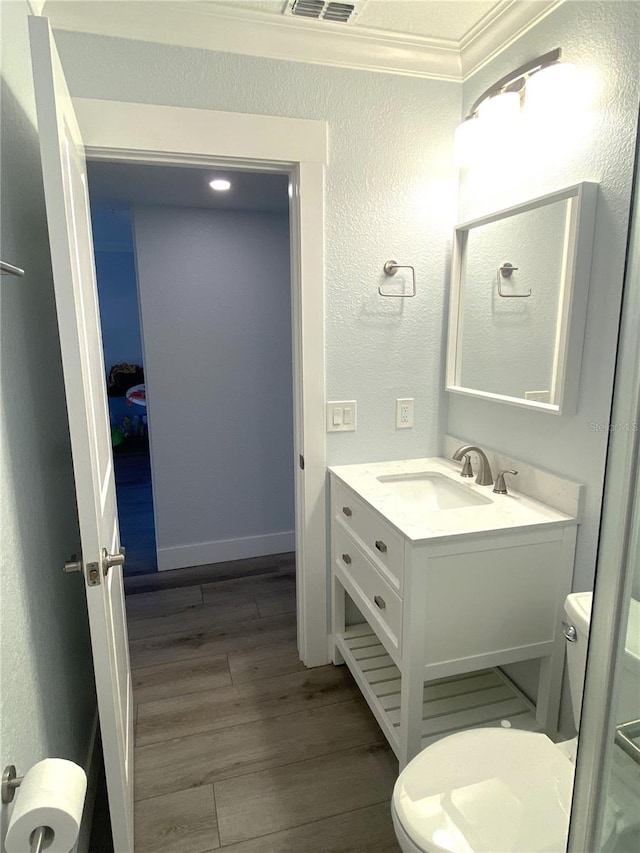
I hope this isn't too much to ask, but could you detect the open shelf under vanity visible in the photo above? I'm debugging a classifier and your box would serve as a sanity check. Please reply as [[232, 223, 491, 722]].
[[336, 625, 542, 758]]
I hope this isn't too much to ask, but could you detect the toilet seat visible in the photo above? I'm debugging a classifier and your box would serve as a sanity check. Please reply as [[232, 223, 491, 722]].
[[392, 799, 424, 853], [392, 728, 575, 853]]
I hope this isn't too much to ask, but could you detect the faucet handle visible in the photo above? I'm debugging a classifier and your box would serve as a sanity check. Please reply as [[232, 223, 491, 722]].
[[493, 469, 518, 495], [459, 454, 474, 478]]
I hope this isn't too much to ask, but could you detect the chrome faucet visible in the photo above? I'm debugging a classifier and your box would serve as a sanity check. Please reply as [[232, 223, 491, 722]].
[[452, 445, 494, 486], [493, 469, 518, 495]]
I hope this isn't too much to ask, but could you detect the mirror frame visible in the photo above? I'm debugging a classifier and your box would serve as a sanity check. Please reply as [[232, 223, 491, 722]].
[[446, 182, 598, 415]]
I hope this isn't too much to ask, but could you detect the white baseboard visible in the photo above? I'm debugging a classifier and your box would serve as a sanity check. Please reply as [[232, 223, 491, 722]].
[[157, 531, 295, 571], [73, 710, 100, 853]]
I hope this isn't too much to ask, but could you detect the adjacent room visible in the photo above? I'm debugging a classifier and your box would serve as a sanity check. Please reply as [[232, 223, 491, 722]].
[[88, 162, 295, 580]]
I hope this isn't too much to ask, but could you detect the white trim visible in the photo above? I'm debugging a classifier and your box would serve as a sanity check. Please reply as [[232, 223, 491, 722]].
[[291, 161, 328, 667], [73, 100, 328, 166], [75, 98, 328, 667], [157, 532, 296, 571], [460, 0, 565, 80], [44, 0, 564, 82]]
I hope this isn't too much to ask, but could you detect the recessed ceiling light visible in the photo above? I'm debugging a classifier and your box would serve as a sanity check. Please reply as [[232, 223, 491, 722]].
[[209, 178, 231, 192]]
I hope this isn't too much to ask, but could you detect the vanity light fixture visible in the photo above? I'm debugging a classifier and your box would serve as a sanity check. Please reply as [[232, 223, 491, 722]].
[[209, 178, 231, 191], [454, 48, 574, 166]]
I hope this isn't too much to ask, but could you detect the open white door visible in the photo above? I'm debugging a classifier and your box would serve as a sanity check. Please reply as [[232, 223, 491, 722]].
[[29, 16, 134, 851]]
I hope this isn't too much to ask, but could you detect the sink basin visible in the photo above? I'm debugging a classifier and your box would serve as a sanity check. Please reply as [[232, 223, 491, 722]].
[[376, 471, 492, 511]]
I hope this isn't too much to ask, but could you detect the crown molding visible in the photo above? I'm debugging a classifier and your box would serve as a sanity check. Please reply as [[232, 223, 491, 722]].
[[43, 0, 565, 83], [460, 0, 566, 80]]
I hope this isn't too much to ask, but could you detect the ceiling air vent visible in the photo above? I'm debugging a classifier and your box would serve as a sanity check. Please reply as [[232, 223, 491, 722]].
[[284, 0, 368, 26]]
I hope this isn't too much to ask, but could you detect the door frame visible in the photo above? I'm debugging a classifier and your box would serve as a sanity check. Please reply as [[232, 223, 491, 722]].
[[75, 98, 329, 667]]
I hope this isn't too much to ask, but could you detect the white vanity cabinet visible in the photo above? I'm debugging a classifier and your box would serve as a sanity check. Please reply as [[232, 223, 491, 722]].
[[329, 461, 578, 768]]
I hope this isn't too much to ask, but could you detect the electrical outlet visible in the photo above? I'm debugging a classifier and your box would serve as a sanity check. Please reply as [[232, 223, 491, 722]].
[[396, 398, 414, 429], [327, 401, 357, 432]]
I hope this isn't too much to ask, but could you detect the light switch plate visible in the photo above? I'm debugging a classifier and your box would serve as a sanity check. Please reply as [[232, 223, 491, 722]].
[[327, 401, 357, 432]]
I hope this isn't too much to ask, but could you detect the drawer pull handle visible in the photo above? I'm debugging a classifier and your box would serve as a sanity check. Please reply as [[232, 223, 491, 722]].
[[374, 595, 386, 609], [342, 507, 352, 517], [342, 554, 352, 565], [375, 540, 387, 554]]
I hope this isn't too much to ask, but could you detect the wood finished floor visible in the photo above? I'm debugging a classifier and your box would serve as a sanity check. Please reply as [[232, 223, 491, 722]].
[[128, 557, 401, 852]]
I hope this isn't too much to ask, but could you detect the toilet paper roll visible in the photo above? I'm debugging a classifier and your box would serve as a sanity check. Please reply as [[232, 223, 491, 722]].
[[5, 758, 87, 853]]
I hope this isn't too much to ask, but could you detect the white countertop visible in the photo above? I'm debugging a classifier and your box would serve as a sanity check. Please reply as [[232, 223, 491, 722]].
[[329, 457, 577, 543]]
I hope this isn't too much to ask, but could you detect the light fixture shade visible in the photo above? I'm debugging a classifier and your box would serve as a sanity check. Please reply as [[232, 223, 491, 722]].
[[454, 117, 480, 167], [524, 62, 577, 116], [476, 91, 521, 125]]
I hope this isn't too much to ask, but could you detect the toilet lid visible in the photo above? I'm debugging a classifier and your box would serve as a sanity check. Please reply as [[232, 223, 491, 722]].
[[393, 729, 575, 853]]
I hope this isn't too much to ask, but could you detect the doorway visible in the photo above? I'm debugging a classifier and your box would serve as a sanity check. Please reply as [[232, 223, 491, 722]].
[[87, 161, 294, 581], [90, 201, 156, 575], [74, 96, 329, 667]]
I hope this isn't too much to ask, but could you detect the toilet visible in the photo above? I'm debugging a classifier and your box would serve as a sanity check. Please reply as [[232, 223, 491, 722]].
[[392, 592, 640, 853]]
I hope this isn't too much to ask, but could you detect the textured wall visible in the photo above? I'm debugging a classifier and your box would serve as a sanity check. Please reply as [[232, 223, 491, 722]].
[[452, 0, 640, 594], [0, 2, 95, 846], [53, 30, 462, 465], [133, 205, 294, 567]]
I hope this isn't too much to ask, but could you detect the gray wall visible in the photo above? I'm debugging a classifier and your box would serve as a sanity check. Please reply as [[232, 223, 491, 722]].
[[133, 205, 294, 569], [53, 30, 462, 467], [451, 0, 640, 595], [0, 1, 96, 847]]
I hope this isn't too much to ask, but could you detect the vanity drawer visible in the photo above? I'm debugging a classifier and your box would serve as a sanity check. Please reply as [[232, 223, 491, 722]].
[[333, 480, 404, 591], [333, 527, 402, 654]]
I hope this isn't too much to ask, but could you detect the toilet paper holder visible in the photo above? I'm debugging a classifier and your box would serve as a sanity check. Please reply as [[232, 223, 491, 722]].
[[3, 765, 50, 853], [2, 764, 23, 804]]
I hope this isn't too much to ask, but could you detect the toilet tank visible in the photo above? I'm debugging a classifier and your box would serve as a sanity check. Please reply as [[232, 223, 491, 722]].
[[564, 591, 640, 729], [564, 592, 593, 729]]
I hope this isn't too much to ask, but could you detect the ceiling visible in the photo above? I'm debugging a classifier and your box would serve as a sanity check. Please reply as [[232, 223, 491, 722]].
[[87, 161, 290, 213], [42, 0, 564, 81], [207, 1, 501, 42]]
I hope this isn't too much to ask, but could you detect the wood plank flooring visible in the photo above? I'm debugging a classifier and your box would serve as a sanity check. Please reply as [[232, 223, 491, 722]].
[[128, 557, 401, 852]]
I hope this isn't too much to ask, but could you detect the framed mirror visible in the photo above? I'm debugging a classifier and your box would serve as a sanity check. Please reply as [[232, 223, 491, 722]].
[[446, 182, 598, 414]]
